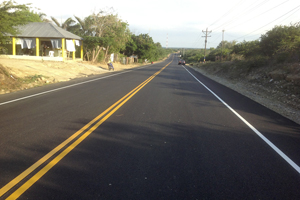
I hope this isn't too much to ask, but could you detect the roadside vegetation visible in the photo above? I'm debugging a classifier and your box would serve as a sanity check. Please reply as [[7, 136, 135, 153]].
[[182, 22, 300, 87], [183, 22, 300, 65], [0, 1, 175, 64], [181, 23, 300, 123], [0, 64, 49, 91]]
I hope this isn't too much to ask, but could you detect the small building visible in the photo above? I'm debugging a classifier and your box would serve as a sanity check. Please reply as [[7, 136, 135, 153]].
[[3, 22, 83, 61]]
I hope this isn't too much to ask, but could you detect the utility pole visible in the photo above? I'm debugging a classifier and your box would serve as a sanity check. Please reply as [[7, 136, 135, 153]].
[[221, 30, 225, 62], [202, 28, 212, 63]]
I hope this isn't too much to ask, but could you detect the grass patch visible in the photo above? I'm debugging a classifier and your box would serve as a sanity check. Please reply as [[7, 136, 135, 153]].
[[0, 65, 48, 93], [22, 74, 47, 84], [0, 64, 10, 77]]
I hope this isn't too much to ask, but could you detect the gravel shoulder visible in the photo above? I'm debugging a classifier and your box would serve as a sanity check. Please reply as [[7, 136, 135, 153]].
[[190, 64, 300, 125]]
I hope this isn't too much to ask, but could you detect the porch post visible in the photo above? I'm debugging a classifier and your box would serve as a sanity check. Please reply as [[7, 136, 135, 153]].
[[81, 40, 83, 61], [62, 38, 65, 61], [72, 39, 75, 60], [12, 37, 16, 55], [36, 38, 39, 56]]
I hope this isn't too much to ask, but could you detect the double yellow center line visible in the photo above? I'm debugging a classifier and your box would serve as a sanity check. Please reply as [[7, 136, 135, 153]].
[[1, 60, 172, 199]]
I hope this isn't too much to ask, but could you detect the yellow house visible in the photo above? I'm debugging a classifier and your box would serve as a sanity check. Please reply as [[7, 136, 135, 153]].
[[8, 22, 83, 61]]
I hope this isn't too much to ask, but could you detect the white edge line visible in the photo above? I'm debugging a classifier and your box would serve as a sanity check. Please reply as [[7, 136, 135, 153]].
[[0, 65, 149, 106], [183, 66, 300, 174]]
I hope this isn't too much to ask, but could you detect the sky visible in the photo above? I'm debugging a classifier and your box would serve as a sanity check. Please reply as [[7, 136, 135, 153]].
[[15, 0, 300, 48]]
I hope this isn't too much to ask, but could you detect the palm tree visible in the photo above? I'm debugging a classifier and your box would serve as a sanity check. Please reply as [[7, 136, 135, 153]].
[[51, 16, 75, 30], [39, 13, 51, 22], [74, 15, 94, 36]]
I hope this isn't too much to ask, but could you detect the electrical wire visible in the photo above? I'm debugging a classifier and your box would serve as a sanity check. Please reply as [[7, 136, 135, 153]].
[[193, 0, 248, 48], [235, 4, 300, 40], [227, 0, 290, 30], [210, 0, 293, 48], [209, 0, 244, 27], [210, 35, 222, 45], [191, 32, 204, 48], [212, 0, 269, 31], [278, 5, 300, 24], [193, 1, 291, 48]]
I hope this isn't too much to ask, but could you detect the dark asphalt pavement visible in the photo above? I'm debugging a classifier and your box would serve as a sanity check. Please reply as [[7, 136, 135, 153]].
[[1, 55, 300, 199]]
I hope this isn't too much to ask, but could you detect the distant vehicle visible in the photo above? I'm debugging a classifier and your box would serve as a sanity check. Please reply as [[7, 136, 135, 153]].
[[178, 59, 185, 65]]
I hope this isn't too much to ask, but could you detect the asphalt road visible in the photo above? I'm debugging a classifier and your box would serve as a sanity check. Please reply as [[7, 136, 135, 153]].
[[1, 54, 300, 199]]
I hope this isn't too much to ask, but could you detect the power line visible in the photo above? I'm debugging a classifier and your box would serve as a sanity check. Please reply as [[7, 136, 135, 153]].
[[210, 34, 221, 44], [190, 33, 202, 48], [211, 1, 295, 48], [224, 32, 237, 39], [212, 0, 269, 29], [235, 4, 300, 40], [194, 1, 256, 48], [193, 2, 299, 49], [193, 33, 202, 44], [278, 5, 300, 24], [209, 0, 244, 27], [227, 0, 290, 30]]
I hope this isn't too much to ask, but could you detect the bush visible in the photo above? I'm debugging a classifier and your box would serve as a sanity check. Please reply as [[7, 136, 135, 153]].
[[260, 24, 300, 58], [276, 52, 290, 63], [241, 56, 269, 71]]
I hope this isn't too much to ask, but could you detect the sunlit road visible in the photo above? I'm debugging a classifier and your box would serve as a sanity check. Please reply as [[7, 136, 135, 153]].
[[1, 55, 300, 199]]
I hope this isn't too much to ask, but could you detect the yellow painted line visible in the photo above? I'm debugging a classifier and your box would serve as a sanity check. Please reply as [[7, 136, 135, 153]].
[[0, 62, 167, 197], [2, 60, 172, 199], [0, 74, 149, 197]]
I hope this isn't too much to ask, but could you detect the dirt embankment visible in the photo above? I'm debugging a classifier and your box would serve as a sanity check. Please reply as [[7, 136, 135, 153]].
[[0, 58, 146, 94], [191, 61, 300, 125]]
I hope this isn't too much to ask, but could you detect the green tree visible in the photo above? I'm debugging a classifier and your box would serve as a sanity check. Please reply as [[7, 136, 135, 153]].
[[231, 40, 260, 59], [218, 40, 237, 60], [73, 16, 94, 36], [79, 9, 130, 62], [18, 10, 41, 22], [123, 33, 170, 62], [0, 1, 41, 45], [123, 36, 137, 56], [82, 36, 109, 62], [206, 48, 220, 61], [38, 12, 50, 22], [51, 16, 77, 31], [216, 40, 237, 49], [230, 24, 300, 63], [101, 14, 131, 61], [153, 42, 164, 61], [183, 49, 205, 63], [205, 40, 237, 61], [260, 24, 300, 58], [132, 34, 156, 60]]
